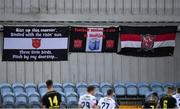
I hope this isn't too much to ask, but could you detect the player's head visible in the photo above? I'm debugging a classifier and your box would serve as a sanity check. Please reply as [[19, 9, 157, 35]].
[[46, 80, 53, 90], [150, 92, 158, 101], [107, 89, 114, 97], [167, 87, 174, 96], [87, 86, 95, 95], [176, 87, 180, 94]]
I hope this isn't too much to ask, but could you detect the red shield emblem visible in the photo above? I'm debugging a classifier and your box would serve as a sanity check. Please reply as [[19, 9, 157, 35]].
[[32, 39, 41, 48], [141, 34, 154, 51]]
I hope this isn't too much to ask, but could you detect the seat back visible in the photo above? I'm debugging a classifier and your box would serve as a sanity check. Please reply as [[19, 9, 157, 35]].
[[126, 83, 138, 96], [114, 83, 126, 96], [163, 82, 175, 92], [76, 83, 87, 95], [53, 83, 63, 93], [66, 92, 78, 105], [38, 83, 47, 97], [28, 92, 40, 108], [138, 83, 151, 96], [15, 92, 28, 108], [12, 83, 25, 95], [0, 83, 12, 95], [100, 82, 112, 95], [2, 92, 15, 105], [151, 82, 164, 93], [63, 83, 75, 94], [25, 83, 37, 95]]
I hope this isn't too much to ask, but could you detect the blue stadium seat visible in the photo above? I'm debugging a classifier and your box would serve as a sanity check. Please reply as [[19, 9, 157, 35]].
[[0, 83, 12, 96], [53, 83, 63, 94], [163, 82, 175, 92], [15, 92, 28, 108], [66, 92, 78, 108], [176, 82, 180, 88], [25, 83, 37, 95], [12, 83, 25, 95], [114, 83, 126, 96], [2, 92, 15, 108], [100, 82, 112, 95], [38, 83, 47, 97], [88, 82, 100, 93], [125, 83, 138, 97], [76, 82, 87, 96], [28, 92, 41, 108], [95, 92, 103, 101], [63, 83, 76, 94], [150, 82, 164, 93], [137, 82, 151, 96], [60, 92, 67, 108]]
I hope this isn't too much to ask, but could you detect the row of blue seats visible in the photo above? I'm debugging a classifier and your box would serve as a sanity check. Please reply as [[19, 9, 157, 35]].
[[0, 82, 179, 108], [0, 82, 179, 96]]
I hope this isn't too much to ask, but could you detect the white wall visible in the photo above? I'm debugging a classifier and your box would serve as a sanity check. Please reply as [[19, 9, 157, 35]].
[[0, 32, 179, 84]]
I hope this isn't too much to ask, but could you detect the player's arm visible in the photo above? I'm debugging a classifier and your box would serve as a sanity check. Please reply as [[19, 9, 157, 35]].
[[41, 96, 46, 109], [78, 96, 83, 109], [92, 97, 98, 109]]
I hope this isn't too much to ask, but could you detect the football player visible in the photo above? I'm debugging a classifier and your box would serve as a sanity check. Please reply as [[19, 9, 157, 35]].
[[98, 89, 116, 109], [79, 86, 97, 109], [157, 87, 177, 109], [41, 80, 62, 108], [173, 87, 180, 109], [143, 92, 158, 109]]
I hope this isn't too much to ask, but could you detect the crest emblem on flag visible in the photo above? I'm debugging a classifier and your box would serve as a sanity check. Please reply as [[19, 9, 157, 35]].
[[141, 34, 154, 51], [32, 39, 41, 48]]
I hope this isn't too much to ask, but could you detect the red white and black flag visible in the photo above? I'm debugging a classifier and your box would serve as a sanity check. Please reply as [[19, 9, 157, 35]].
[[118, 26, 177, 57]]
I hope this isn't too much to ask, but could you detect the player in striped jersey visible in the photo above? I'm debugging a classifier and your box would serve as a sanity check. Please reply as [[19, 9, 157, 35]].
[[173, 87, 180, 109], [98, 89, 116, 109], [78, 86, 97, 109]]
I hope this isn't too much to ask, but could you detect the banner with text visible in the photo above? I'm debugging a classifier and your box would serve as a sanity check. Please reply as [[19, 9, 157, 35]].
[[3, 26, 69, 61], [69, 27, 119, 52]]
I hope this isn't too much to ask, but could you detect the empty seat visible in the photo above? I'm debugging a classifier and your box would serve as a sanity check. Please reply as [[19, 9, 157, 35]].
[[15, 92, 28, 108], [28, 92, 40, 108], [114, 83, 126, 96], [162, 82, 175, 92], [150, 82, 164, 93], [25, 83, 37, 95], [2, 92, 15, 108], [76, 82, 87, 96], [38, 83, 47, 97], [176, 82, 180, 88], [66, 92, 78, 108], [0, 83, 12, 96], [88, 82, 100, 93], [126, 83, 138, 97], [12, 83, 25, 95], [63, 83, 75, 94], [100, 82, 112, 95], [95, 92, 103, 101], [137, 82, 151, 96], [53, 83, 63, 93]]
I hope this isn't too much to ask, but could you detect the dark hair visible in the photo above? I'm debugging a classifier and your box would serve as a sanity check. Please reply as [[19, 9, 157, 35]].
[[107, 89, 113, 96], [46, 80, 53, 87], [152, 92, 158, 97], [87, 86, 95, 92], [177, 87, 180, 93], [167, 87, 174, 91]]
